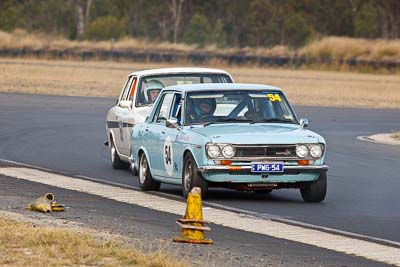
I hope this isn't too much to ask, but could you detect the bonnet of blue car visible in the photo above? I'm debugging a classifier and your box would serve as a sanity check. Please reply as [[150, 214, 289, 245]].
[[187, 123, 324, 144]]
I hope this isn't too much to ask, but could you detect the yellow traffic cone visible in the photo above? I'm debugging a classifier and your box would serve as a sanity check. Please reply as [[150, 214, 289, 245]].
[[26, 193, 54, 213], [173, 187, 213, 244], [26, 193, 65, 213]]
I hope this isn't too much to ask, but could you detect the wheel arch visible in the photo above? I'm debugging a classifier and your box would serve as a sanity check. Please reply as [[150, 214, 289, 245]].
[[183, 148, 201, 167], [109, 131, 124, 157], [137, 147, 153, 171], [109, 130, 115, 148]]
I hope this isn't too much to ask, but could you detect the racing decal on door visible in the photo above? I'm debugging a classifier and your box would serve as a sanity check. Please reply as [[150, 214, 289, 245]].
[[164, 136, 173, 176]]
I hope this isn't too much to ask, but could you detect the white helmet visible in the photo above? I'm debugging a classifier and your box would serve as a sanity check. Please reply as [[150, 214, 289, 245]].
[[144, 79, 164, 103]]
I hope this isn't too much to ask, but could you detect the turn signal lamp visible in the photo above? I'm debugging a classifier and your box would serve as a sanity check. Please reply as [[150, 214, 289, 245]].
[[298, 159, 309, 166], [221, 160, 232, 165], [228, 166, 242, 171]]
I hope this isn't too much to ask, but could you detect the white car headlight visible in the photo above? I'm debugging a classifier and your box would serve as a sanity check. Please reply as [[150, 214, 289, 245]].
[[222, 145, 235, 158], [296, 144, 309, 158], [310, 144, 323, 158], [206, 144, 221, 158]]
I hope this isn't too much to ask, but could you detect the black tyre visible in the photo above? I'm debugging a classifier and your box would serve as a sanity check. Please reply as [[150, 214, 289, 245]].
[[300, 172, 327, 203], [182, 153, 208, 198], [138, 153, 160, 191], [110, 138, 128, 169], [129, 162, 139, 176]]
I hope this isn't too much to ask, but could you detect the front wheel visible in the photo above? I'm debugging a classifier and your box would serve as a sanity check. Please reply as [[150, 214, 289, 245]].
[[110, 138, 128, 169], [182, 153, 208, 198], [138, 153, 160, 191], [300, 172, 327, 203]]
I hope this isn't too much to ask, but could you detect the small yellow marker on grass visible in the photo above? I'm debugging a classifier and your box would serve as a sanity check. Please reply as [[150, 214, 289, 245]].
[[173, 187, 213, 244]]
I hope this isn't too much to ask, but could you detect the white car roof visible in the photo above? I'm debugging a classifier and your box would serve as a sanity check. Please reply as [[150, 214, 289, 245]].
[[162, 83, 283, 93], [128, 67, 231, 77]]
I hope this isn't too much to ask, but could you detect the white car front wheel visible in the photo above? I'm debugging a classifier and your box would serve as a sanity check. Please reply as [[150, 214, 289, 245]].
[[110, 138, 128, 169]]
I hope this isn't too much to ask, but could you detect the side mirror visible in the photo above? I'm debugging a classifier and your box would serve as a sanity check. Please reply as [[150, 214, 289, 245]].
[[119, 100, 132, 109], [166, 118, 180, 129], [299, 118, 309, 128]]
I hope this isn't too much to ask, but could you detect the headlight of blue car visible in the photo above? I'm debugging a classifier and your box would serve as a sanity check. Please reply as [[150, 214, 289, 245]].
[[206, 144, 221, 158], [296, 144, 309, 158], [221, 145, 235, 159], [206, 143, 236, 159], [296, 144, 324, 158], [309, 144, 323, 158]]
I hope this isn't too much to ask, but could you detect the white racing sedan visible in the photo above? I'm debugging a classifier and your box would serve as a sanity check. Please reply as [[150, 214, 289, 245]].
[[105, 67, 234, 170]]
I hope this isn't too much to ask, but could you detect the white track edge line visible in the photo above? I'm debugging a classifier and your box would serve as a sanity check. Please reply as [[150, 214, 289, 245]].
[[1, 166, 400, 266], [1, 158, 400, 249]]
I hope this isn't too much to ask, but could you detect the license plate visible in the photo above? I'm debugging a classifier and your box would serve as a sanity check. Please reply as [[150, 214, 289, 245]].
[[251, 162, 284, 173]]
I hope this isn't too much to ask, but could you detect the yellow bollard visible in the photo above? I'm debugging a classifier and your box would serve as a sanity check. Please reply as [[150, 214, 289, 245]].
[[26, 193, 65, 213], [173, 187, 213, 244]]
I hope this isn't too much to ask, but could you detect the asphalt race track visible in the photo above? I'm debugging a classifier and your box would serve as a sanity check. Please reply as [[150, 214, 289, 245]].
[[1, 92, 400, 243]]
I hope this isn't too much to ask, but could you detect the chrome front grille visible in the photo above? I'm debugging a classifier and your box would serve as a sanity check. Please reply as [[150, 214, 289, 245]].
[[233, 145, 297, 161]]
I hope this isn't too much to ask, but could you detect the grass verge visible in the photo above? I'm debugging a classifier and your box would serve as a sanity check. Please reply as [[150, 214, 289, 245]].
[[0, 218, 187, 266], [300, 37, 400, 62], [1, 58, 399, 109], [1, 29, 400, 73]]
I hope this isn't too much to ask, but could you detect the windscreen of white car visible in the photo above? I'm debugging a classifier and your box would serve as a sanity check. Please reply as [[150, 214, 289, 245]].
[[184, 90, 297, 126], [136, 73, 232, 106]]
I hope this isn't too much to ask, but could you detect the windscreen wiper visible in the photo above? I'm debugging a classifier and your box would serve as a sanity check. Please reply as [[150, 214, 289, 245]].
[[204, 118, 254, 127], [251, 118, 294, 124]]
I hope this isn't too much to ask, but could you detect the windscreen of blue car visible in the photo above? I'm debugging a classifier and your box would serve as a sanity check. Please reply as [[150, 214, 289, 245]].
[[184, 90, 297, 125]]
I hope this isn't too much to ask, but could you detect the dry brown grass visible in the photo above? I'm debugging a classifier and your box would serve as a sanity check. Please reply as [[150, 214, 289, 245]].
[[229, 66, 400, 109], [2, 58, 399, 109], [3, 29, 400, 62], [0, 29, 290, 56], [0, 29, 198, 52], [0, 218, 187, 266], [300, 37, 400, 61]]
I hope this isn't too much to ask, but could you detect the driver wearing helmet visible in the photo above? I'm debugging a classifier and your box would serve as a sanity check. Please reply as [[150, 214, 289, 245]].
[[189, 97, 217, 123], [143, 79, 164, 104]]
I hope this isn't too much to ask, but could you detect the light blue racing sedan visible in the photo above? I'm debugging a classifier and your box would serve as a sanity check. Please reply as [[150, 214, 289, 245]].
[[129, 83, 328, 202]]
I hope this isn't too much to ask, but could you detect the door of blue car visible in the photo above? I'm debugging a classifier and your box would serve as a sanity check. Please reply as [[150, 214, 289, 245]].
[[158, 93, 183, 181], [147, 92, 183, 180], [146, 92, 174, 177]]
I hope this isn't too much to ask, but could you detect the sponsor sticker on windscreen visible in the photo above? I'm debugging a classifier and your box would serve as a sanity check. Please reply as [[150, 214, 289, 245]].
[[251, 162, 284, 173]]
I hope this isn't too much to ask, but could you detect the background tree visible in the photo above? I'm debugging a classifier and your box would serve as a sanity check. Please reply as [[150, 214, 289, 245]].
[[0, 0, 398, 47], [0, 0, 24, 32], [353, 1, 378, 38], [86, 16, 126, 40], [375, 0, 400, 39], [167, 0, 185, 43], [183, 13, 211, 47], [213, 19, 227, 48]]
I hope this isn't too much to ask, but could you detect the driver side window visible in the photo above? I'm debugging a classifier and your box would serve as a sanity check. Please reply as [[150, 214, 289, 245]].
[[170, 94, 182, 124], [153, 93, 174, 124]]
